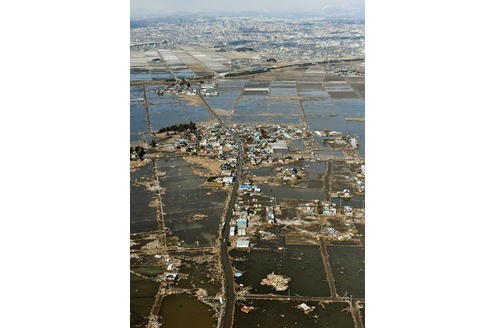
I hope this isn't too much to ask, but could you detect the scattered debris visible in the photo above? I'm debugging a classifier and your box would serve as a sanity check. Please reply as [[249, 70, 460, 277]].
[[260, 273, 291, 291]]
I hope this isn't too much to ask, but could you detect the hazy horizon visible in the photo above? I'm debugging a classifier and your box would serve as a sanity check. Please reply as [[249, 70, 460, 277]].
[[131, 0, 364, 18]]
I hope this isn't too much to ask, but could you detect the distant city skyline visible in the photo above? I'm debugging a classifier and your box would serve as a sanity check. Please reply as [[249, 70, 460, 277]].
[[131, 0, 364, 18]]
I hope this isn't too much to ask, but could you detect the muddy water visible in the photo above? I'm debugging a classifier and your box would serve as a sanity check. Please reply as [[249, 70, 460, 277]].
[[158, 155, 226, 247], [131, 70, 152, 82], [207, 89, 242, 110], [231, 115, 301, 125], [236, 100, 300, 115], [131, 102, 148, 134], [161, 294, 215, 328], [251, 161, 327, 199], [270, 87, 297, 97], [233, 300, 354, 328], [172, 252, 221, 295], [327, 246, 365, 298], [130, 273, 159, 328], [304, 98, 365, 157], [260, 184, 325, 201], [149, 102, 211, 131], [230, 245, 330, 297], [131, 164, 158, 233], [131, 76, 364, 326], [329, 194, 365, 209]]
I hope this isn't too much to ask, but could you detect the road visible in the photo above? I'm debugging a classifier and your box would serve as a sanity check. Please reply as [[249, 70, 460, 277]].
[[199, 94, 243, 328], [319, 238, 338, 297]]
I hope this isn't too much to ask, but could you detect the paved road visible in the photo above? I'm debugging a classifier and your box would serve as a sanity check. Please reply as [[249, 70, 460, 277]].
[[199, 94, 243, 328]]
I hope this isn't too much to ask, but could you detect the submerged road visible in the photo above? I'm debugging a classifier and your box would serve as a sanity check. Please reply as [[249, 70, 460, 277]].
[[199, 95, 243, 328]]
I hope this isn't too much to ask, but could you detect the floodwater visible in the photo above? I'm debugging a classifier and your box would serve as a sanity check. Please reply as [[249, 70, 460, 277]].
[[231, 115, 301, 125], [230, 246, 331, 297], [260, 184, 325, 201], [253, 160, 327, 201], [304, 98, 365, 157], [130, 85, 214, 133], [331, 195, 365, 209], [233, 300, 354, 328], [130, 272, 159, 327], [236, 100, 300, 115], [161, 294, 215, 328], [327, 246, 365, 298], [158, 155, 226, 247], [131, 71, 152, 82], [150, 71, 174, 80], [130, 163, 158, 233], [171, 252, 221, 296], [270, 87, 297, 97], [130, 73, 364, 327], [149, 102, 211, 131], [131, 102, 148, 134], [207, 89, 241, 111]]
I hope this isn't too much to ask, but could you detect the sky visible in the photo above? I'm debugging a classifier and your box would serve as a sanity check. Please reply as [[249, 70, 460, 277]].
[[130, 0, 364, 17]]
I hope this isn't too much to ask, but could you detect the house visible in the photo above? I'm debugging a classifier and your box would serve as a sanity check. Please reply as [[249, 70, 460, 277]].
[[240, 185, 253, 191], [236, 238, 250, 248], [236, 218, 248, 228], [223, 176, 234, 185]]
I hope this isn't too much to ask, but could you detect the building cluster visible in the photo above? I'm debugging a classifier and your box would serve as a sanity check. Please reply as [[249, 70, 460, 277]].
[[152, 81, 219, 97], [159, 123, 240, 186], [235, 125, 305, 166], [316, 131, 359, 150], [157, 121, 364, 249]]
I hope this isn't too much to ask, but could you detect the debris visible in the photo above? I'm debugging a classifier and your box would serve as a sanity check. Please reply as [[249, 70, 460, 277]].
[[241, 305, 255, 314], [165, 273, 178, 281], [195, 288, 208, 298], [260, 273, 291, 291], [297, 303, 316, 314]]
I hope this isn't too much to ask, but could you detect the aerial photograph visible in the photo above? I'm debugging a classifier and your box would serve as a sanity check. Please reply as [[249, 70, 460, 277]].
[[130, 1, 365, 327]]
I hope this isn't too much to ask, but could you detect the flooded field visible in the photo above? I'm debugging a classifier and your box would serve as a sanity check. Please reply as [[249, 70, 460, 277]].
[[235, 100, 300, 115], [130, 102, 148, 143], [149, 102, 211, 131], [231, 115, 301, 125], [252, 160, 328, 201], [260, 184, 325, 201], [158, 155, 226, 247], [327, 246, 365, 298], [233, 300, 354, 328], [304, 98, 365, 157], [130, 163, 157, 233], [230, 246, 331, 297], [130, 61, 365, 327], [161, 294, 216, 328], [170, 252, 221, 296], [130, 273, 160, 327]]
